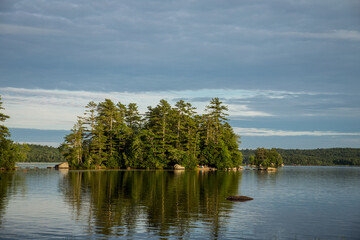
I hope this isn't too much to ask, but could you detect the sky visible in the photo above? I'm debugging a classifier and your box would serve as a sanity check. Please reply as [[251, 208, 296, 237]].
[[0, 0, 359, 149]]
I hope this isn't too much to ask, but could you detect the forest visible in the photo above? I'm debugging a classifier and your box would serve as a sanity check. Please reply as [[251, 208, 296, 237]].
[[20, 144, 64, 163], [242, 148, 360, 166], [61, 98, 242, 169]]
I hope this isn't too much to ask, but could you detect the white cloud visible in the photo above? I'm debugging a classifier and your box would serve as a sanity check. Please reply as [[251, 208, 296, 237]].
[[0, 24, 63, 35], [227, 104, 273, 117], [1, 87, 279, 130], [234, 127, 360, 137], [233, 27, 360, 41]]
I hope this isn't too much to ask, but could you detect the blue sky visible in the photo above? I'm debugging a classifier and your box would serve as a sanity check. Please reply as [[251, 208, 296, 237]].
[[0, 0, 359, 149]]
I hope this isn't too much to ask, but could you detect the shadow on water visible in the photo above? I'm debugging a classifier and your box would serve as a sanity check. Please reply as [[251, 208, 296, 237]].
[[59, 170, 242, 238]]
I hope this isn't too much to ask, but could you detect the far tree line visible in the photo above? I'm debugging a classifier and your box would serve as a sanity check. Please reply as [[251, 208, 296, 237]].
[[242, 148, 360, 166], [7, 144, 360, 167]]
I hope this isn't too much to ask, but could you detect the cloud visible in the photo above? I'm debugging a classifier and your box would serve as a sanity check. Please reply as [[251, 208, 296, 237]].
[[1, 87, 278, 130], [1, 0, 359, 94], [234, 127, 360, 137], [0, 24, 63, 35], [2, 87, 358, 130], [232, 27, 360, 41]]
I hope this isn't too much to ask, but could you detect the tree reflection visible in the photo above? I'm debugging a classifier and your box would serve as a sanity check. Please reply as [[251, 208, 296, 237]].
[[60, 170, 242, 238], [0, 171, 25, 225]]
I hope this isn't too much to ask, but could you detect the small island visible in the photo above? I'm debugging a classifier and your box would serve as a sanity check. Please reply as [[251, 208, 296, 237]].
[[249, 148, 283, 171], [59, 97, 243, 170]]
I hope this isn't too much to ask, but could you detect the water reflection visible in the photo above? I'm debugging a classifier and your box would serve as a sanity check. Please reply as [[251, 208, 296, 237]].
[[0, 171, 25, 225], [60, 170, 242, 238]]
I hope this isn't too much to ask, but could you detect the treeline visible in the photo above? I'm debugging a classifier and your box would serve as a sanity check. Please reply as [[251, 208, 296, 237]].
[[242, 148, 360, 166], [61, 98, 242, 169], [17, 144, 64, 162]]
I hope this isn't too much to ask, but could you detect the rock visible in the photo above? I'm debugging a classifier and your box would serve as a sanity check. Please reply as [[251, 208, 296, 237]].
[[174, 164, 185, 170], [55, 162, 69, 169], [226, 196, 254, 201], [267, 167, 278, 171], [238, 166, 244, 170]]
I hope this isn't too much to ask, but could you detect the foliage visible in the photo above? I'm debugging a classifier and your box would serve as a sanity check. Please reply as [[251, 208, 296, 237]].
[[0, 95, 24, 170], [14, 144, 64, 163], [249, 148, 283, 169], [61, 98, 242, 169], [242, 148, 360, 166]]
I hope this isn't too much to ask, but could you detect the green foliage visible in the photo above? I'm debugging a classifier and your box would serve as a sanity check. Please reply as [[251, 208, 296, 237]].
[[250, 148, 283, 169], [242, 148, 360, 166], [62, 98, 242, 169], [0, 95, 23, 170], [21, 144, 64, 162]]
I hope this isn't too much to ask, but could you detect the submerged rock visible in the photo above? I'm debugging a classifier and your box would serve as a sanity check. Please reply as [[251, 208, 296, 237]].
[[226, 196, 254, 201], [55, 162, 69, 169]]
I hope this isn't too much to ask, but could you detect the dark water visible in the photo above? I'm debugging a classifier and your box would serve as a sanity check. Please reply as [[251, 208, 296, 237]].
[[0, 166, 359, 239]]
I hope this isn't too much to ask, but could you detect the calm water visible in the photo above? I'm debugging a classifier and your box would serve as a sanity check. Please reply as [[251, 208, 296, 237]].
[[0, 165, 359, 239]]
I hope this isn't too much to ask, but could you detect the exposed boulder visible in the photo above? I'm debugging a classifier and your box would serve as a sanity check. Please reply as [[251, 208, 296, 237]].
[[55, 162, 69, 169], [226, 196, 253, 201], [174, 164, 185, 170], [257, 167, 278, 171]]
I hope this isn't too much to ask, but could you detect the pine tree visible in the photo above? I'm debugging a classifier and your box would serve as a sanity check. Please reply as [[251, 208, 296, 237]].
[[0, 96, 18, 170], [0, 96, 10, 139], [63, 119, 85, 167]]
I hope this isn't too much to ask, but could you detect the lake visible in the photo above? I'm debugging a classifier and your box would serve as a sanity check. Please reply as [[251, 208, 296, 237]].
[[0, 165, 359, 239]]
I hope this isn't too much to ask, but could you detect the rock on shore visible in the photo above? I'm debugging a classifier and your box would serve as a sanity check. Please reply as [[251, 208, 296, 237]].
[[55, 162, 69, 169], [174, 164, 185, 170]]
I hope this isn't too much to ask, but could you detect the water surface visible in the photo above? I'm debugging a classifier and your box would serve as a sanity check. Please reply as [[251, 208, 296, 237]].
[[0, 166, 359, 239]]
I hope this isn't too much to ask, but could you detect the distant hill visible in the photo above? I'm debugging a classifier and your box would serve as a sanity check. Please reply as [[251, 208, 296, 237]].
[[20, 144, 64, 163], [241, 148, 360, 166]]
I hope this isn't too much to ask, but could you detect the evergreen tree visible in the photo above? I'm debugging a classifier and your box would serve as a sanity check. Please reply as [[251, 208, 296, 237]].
[[125, 103, 142, 131], [0, 96, 23, 170], [0, 96, 10, 139], [63, 119, 86, 168]]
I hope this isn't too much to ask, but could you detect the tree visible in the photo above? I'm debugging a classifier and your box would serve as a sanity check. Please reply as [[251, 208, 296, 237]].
[[252, 148, 283, 169], [0, 96, 10, 139], [125, 103, 142, 131], [204, 97, 229, 144], [63, 119, 86, 168], [0, 96, 20, 170], [145, 100, 174, 168]]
